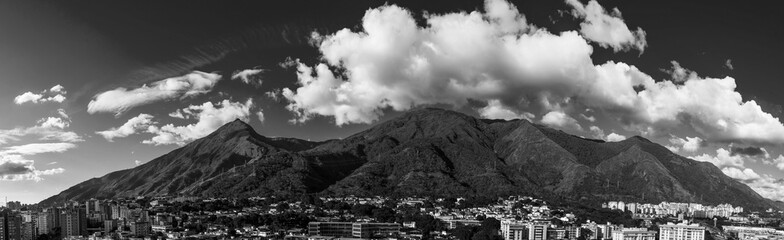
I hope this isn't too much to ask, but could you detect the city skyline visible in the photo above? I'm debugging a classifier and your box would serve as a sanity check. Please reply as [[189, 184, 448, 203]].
[[2, 0, 784, 204]]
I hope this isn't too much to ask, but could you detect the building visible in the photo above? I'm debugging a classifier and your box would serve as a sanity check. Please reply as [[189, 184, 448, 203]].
[[308, 222, 353, 237], [659, 222, 705, 240], [35, 213, 50, 235], [0, 211, 22, 240], [104, 220, 118, 234], [307, 222, 399, 238], [20, 223, 35, 240], [60, 208, 87, 237], [352, 223, 399, 238], [528, 223, 548, 240], [446, 219, 482, 229], [612, 228, 657, 240], [130, 221, 151, 236], [501, 221, 527, 240]]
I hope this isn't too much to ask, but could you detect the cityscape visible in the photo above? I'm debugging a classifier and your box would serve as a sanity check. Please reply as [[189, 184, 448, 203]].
[[3, 0, 784, 240], [2, 196, 784, 240]]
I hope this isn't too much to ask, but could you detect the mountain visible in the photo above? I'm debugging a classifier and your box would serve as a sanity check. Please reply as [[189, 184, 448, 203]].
[[40, 108, 777, 210]]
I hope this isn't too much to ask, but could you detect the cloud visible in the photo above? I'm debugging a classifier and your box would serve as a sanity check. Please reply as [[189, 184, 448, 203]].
[[720, 167, 784, 201], [725, 59, 734, 70], [690, 148, 745, 169], [1, 143, 76, 156], [0, 155, 65, 181], [669, 136, 703, 152], [589, 125, 605, 139], [729, 146, 767, 158], [564, 0, 647, 52], [256, 111, 265, 123], [663, 61, 698, 83], [721, 167, 760, 181], [764, 155, 784, 170], [13, 85, 67, 105], [0, 118, 82, 145], [144, 99, 254, 146], [96, 114, 155, 142], [87, 71, 222, 116], [231, 68, 265, 87], [281, 0, 784, 147], [0, 142, 71, 182], [479, 100, 534, 120], [38, 117, 69, 129], [134, 160, 143, 166], [265, 90, 281, 101], [542, 111, 583, 132], [605, 132, 626, 142]]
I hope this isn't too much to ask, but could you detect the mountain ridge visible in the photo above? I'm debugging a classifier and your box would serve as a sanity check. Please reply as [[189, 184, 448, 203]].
[[40, 108, 778, 210]]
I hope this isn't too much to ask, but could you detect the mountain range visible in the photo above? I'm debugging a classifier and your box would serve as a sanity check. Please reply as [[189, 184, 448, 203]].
[[40, 108, 778, 210]]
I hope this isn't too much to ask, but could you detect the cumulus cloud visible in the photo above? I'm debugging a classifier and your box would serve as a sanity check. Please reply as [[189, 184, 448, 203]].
[[97, 99, 256, 145], [725, 59, 734, 70], [764, 155, 784, 170], [721, 167, 760, 181], [96, 114, 155, 142], [729, 146, 768, 157], [564, 0, 647, 52], [605, 132, 626, 142], [0, 155, 64, 181], [0, 142, 72, 181], [281, 0, 784, 147], [231, 68, 265, 87], [663, 61, 699, 83], [669, 136, 703, 152], [265, 90, 281, 101], [13, 85, 67, 105], [479, 100, 534, 120], [87, 71, 222, 116], [144, 99, 254, 146], [719, 166, 784, 201], [542, 111, 583, 132], [691, 148, 745, 169]]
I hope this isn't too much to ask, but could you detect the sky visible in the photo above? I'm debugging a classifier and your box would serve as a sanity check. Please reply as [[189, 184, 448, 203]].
[[2, 0, 784, 204]]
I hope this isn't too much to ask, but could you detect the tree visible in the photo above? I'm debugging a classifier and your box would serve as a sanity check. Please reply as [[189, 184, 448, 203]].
[[276, 202, 290, 212], [481, 218, 501, 232], [372, 207, 396, 222]]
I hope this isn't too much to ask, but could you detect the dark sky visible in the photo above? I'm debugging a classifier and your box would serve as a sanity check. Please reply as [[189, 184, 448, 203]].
[[2, 0, 784, 203]]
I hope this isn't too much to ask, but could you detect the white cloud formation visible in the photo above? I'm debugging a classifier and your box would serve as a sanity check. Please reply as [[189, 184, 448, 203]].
[[725, 59, 734, 70], [765, 155, 784, 170], [281, 0, 784, 147], [721, 167, 760, 181], [605, 132, 626, 142], [565, 0, 647, 52], [1, 143, 76, 156], [256, 111, 265, 123], [87, 71, 222, 116], [96, 114, 155, 142], [0, 118, 82, 145], [144, 99, 254, 146], [231, 69, 265, 87], [479, 100, 534, 120], [542, 111, 583, 132], [13, 85, 67, 105], [691, 148, 745, 169], [589, 125, 605, 139], [669, 136, 703, 152], [0, 155, 64, 181]]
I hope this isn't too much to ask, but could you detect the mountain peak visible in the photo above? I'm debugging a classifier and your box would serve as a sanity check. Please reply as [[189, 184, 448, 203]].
[[214, 119, 254, 134]]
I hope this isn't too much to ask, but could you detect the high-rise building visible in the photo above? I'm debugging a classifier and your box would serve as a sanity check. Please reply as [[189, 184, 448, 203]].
[[501, 221, 527, 240], [0, 212, 22, 240], [20, 222, 35, 240], [659, 222, 705, 240], [60, 208, 86, 237], [612, 228, 657, 240], [351, 223, 399, 238], [35, 213, 50, 235]]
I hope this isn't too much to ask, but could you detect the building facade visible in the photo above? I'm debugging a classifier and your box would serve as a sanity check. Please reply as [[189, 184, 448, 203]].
[[659, 223, 705, 240]]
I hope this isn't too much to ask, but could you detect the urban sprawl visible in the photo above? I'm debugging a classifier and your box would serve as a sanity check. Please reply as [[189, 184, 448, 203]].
[[1, 197, 782, 240]]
